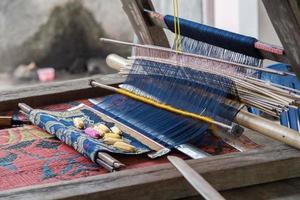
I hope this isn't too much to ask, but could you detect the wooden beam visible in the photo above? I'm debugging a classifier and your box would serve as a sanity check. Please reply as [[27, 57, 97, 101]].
[[0, 74, 124, 112], [1, 146, 300, 200], [262, 0, 300, 78], [120, 0, 170, 47]]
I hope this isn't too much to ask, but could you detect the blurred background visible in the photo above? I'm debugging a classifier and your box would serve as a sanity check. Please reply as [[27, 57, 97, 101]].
[[0, 0, 280, 91]]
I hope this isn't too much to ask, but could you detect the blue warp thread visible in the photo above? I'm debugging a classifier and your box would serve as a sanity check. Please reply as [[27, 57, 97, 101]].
[[121, 59, 241, 126], [96, 59, 241, 150], [93, 94, 209, 149], [164, 15, 262, 59]]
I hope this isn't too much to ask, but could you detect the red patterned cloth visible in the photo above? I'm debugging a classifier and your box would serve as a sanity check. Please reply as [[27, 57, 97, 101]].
[[0, 125, 104, 191]]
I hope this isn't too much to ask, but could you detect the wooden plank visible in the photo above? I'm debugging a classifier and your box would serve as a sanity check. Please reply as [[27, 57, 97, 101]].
[[0, 74, 125, 112], [120, 0, 170, 47], [262, 0, 300, 78], [1, 146, 300, 200], [221, 177, 300, 200], [185, 177, 300, 199]]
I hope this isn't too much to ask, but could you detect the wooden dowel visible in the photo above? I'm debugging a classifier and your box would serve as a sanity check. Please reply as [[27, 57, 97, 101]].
[[168, 156, 226, 200], [236, 110, 300, 149]]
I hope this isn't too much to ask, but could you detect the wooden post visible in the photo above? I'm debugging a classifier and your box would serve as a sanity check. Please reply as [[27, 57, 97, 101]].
[[120, 0, 170, 47], [262, 0, 300, 79]]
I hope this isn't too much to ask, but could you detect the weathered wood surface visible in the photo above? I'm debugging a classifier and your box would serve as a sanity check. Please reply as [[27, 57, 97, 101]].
[[184, 177, 300, 200], [120, 0, 170, 47], [1, 146, 300, 200], [0, 74, 124, 112], [221, 177, 300, 200], [262, 0, 300, 79]]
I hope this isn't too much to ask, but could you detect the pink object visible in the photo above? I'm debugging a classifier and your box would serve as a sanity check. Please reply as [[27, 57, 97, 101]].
[[84, 127, 100, 139], [37, 68, 55, 82]]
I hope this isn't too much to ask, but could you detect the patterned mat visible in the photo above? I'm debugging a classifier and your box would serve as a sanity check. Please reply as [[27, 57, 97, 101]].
[[0, 125, 103, 191]]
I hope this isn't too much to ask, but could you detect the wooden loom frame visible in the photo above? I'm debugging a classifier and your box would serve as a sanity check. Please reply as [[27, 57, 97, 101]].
[[1, 0, 300, 199]]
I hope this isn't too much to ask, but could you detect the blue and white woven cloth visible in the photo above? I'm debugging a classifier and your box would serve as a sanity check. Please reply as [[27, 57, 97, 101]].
[[28, 104, 150, 162]]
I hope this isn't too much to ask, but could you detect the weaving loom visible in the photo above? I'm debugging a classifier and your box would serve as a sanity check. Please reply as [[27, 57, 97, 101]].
[[17, 2, 300, 168], [3, 1, 300, 199], [89, 34, 300, 148], [89, 6, 300, 168]]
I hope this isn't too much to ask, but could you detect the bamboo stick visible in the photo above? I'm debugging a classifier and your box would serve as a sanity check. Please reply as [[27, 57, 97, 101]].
[[123, 55, 295, 115], [168, 156, 226, 200]]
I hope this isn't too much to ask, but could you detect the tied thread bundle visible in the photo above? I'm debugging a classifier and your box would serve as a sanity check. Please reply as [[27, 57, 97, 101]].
[[172, 0, 181, 53]]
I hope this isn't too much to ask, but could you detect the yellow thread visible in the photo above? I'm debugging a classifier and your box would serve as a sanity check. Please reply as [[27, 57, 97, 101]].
[[173, 0, 178, 52], [116, 88, 215, 124], [175, 0, 182, 51]]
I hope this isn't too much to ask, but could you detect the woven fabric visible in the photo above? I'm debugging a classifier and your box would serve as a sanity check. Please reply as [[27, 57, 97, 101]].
[[28, 104, 150, 162]]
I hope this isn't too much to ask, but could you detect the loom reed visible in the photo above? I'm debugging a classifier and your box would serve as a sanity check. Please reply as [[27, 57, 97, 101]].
[[100, 38, 288, 76]]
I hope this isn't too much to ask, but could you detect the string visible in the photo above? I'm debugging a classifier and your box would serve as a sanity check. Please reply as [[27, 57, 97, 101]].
[[173, 0, 181, 53], [175, 0, 182, 51]]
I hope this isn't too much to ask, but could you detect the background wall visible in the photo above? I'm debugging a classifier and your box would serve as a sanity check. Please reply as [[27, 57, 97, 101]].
[[152, 0, 202, 45], [213, 0, 281, 46], [0, 0, 133, 72]]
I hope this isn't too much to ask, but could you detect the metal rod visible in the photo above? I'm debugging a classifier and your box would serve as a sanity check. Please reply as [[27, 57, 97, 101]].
[[175, 144, 211, 159]]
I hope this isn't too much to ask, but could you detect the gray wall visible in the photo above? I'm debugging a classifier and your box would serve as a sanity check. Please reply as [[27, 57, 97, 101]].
[[0, 0, 134, 72], [152, 0, 203, 45]]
